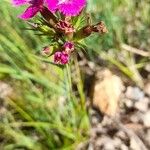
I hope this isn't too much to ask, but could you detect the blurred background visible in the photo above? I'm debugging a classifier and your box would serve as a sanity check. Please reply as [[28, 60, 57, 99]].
[[0, 0, 150, 149]]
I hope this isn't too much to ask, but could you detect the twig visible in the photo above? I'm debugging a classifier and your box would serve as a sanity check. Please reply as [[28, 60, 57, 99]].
[[121, 44, 150, 57]]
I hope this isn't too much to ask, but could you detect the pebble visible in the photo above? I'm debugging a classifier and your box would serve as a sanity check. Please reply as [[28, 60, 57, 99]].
[[125, 86, 144, 101], [95, 137, 115, 150], [113, 137, 122, 147], [116, 131, 127, 140], [130, 137, 141, 150], [143, 111, 150, 127], [124, 98, 134, 108], [145, 63, 150, 72], [130, 112, 143, 123], [134, 97, 149, 112], [91, 116, 99, 125], [120, 144, 129, 150], [144, 82, 150, 96]]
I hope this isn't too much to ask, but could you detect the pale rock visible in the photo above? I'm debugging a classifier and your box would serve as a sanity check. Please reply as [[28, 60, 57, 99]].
[[125, 86, 144, 101], [92, 69, 124, 116], [130, 137, 141, 150], [116, 131, 127, 140], [91, 116, 99, 125], [143, 111, 150, 127], [95, 137, 115, 150], [113, 137, 122, 147], [144, 82, 150, 96], [130, 112, 143, 123], [134, 97, 149, 112], [145, 63, 150, 72], [120, 144, 129, 150], [124, 98, 134, 108]]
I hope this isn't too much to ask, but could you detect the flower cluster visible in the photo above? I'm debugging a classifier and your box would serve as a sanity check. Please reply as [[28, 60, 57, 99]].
[[54, 41, 74, 64], [12, 0, 107, 65], [12, 0, 86, 19]]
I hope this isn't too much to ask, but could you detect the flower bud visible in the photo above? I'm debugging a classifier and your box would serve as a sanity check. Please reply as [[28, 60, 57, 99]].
[[92, 21, 108, 34], [54, 51, 69, 65], [56, 20, 75, 40], [74, 25, 93, 41], [64, 41, 75, 54], [41, 46, 51, 56]]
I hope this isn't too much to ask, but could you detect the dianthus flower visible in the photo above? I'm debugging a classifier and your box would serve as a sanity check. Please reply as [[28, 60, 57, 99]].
[[54, 51, 69, 64], [12, 0, 44, 19], [46, 0, 86, 16]]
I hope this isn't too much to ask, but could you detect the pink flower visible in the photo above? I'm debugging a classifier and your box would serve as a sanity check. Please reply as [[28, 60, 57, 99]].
[[53, 41, 74, 64], [12, 0, 44, 20], [46, 0, 87, 16], [54, 51, 69, 64]]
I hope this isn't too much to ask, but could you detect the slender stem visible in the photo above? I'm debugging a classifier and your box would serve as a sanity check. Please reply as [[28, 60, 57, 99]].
[[63, 64, 72, 100], [66, 64, 72, 93], [74, 54, 86, 110]]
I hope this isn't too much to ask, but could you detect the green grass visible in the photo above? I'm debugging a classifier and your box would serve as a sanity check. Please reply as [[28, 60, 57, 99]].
[[86, 0, 150, 87], [0, 1, 89, 149], [0, 0, 150, 149]]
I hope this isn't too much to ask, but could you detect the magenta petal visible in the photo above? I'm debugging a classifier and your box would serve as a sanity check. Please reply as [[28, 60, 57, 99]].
[[46, 0, 58, 12], [12, 0, 28, 6], [54, 51, 69, 64], [60, 52, 69, 64], [46, 0, 86, 16], [18, 6, 40, 20], [59, 0, 86, 16]]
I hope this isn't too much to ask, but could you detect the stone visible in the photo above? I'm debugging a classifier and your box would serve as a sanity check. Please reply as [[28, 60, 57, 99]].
[[92, 69, 124, 116], [145, 63, 150, 72], [130, 137, 141, 150], [143, 111, 150, 127], [120, 144, 129, 150], [134, 97, 149, 112], [116, 131, 127, 140], [124, 98, 134, 108], [95, 137, 115, 150], [130, 112, 143, 123], [113, 137, 122, 147], [125, 86, 144, 101], [144, 82, 150, 96]]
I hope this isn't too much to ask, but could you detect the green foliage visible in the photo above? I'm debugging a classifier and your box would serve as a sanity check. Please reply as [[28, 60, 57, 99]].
[[86, 0, 150, 86], [0, 1, 89, 149], [0, 0, 150, 149], [87, 0, 150, 49]]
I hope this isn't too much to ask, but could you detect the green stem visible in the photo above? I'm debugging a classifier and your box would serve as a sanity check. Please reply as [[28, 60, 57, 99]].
[[63, 64, 72, 100], [74, 54, 86, 111], [66, 64, 72, 92]]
